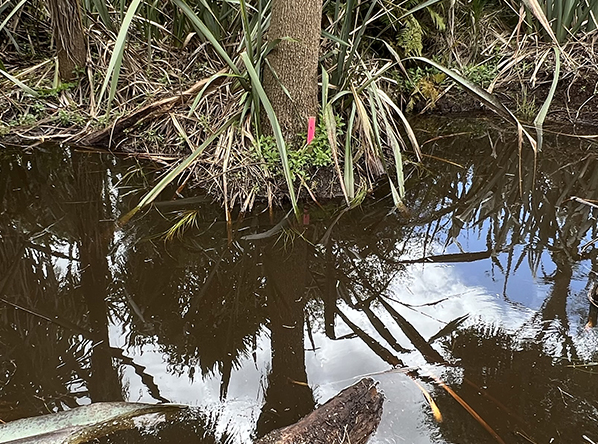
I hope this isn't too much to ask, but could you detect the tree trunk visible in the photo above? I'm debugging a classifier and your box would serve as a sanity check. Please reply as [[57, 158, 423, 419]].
[[48, 0, 87, 81], [263, 0, 321, 142]]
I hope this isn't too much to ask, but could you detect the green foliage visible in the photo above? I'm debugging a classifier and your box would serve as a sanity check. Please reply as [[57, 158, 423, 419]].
[[462, 62, 498, 89], [396, 65, 446, 110], [253, 115, 340, 181], [397, 16, 423, 56], [533, 0, 598, 42], [58, 109, 86, 126], [516, 87, 538, 122], [39, 80, 78, 96], [9, 113, 37, 127]]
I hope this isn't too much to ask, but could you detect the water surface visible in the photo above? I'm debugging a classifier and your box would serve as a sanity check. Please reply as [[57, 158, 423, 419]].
[[1, 118, 598, 444]]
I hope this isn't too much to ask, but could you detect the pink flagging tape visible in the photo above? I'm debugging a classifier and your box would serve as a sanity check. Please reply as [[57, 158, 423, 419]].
[[307, 116, 316, 144]]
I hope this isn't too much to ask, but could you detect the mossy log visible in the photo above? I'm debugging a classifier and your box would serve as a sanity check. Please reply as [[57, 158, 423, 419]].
[[256, 378, 384, 444]]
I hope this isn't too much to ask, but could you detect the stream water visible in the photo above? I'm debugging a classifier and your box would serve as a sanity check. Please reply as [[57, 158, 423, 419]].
[[1, 117, 598, 444]]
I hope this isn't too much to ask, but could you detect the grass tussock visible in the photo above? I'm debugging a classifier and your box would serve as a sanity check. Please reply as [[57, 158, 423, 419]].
[[1, 0, 598, 214]]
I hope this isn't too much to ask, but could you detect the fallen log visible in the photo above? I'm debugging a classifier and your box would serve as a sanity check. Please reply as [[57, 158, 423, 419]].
[[256, 378, 384, 444], [82, 69, 227, 148]]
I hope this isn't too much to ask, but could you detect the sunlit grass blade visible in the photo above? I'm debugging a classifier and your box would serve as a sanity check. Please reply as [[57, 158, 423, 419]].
[[0, 68, 39, 97], [241, 52, 299, 219], [172, 0, 240, 76], [389, 179, 402, 208], [97, 0, 143, 112], [324, 104, 349, 205], [322, 66, 329, 110], [377, 89, 421, 161], [344, 103, 356, 200], [429, 374, 507, 444], [368, 83, 405, 198], [0, 0, 27, 34], [351, 84, 375, 164], [163, 210, 199, 240], [412, 379, 443, 423], [534, 46, 560, 128]]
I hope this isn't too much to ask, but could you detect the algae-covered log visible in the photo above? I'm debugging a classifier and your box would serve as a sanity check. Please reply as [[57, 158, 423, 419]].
[[0, 402, 185, 444]]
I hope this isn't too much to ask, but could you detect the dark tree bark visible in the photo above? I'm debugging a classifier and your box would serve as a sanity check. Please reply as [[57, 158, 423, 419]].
[[48, 0, 87, 81], [256, 378, 384, 444], [263, 0, 321, 142]]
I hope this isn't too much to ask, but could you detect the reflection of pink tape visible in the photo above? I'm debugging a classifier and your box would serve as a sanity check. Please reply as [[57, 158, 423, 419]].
[[307, 116, 316, 144]]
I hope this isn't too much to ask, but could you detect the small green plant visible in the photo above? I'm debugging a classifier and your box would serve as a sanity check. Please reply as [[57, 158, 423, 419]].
[[397, 17, 423, 56], [516, 87, 538, 122], [396, 66, 446, 111], [58, 109, 86, 126], [141, 129, 166, 144], [10, 113, 37, 127], [37, 81, 77, 98], [462, 62, 498, 89], [252, 115, 340, 180]]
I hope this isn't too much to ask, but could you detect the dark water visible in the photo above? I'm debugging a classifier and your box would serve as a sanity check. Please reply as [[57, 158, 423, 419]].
[[1, 118, 598, 444]]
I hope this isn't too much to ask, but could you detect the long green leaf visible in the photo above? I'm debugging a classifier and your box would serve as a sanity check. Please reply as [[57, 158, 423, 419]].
[[533, 47, 560, 128], [332, 0, 356, 86], [241, 52, 299, 219], [0, 68, 38, 97], [239, 0, 254, 63], [97, 0, 144, 112], [172, 0, 240, 76], [324, 104, 349, 204], [370, 85, 405, 199], [410, 56, 512, 120], [344, 102, 356, 200], [91, 0, 114, 31], [410, 57, 537, 152], [322, 66, 329, 109], [522, 0, 561, 45], [339, 0, 378, 88], [0, 0, 27, 34]]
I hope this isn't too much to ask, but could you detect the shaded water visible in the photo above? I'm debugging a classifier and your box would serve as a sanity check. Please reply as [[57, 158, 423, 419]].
[[1, 117, 598, 444]]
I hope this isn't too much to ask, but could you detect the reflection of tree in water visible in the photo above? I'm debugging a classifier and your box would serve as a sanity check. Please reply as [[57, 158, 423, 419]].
[[109, 124, 598, 442], [0, 148, 148, 416], [315, 124, 598, 442], [2, 122, 598, 443], [0, 147, 97, 417]]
